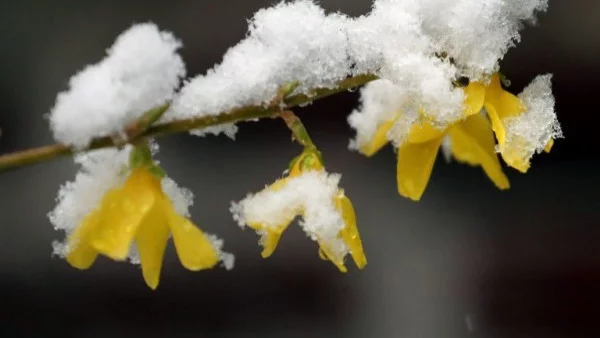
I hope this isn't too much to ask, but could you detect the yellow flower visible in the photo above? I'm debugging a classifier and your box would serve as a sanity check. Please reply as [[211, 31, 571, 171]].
[[246, 150, 367, 272], [66, 168, 219, 290], [362, 81, 509, 201]]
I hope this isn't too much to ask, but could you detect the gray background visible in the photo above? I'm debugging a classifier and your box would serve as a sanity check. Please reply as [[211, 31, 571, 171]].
[[0, 1, 599, 337]]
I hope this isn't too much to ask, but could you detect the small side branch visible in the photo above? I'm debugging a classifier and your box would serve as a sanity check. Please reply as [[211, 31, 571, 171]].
[[280, 111, 315, 149]]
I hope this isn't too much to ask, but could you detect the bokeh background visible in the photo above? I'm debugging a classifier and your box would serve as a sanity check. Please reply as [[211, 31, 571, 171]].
[[1, 1, 599, 337]]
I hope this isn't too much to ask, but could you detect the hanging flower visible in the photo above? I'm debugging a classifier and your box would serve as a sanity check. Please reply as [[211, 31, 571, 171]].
[[50, 145, 233, 289], [232, 149, 367, 272]]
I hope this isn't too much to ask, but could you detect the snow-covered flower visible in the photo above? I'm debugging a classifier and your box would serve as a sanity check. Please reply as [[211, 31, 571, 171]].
[[232, 149, 367, 272], [350, 73, 561, 201], [50, 145, 233, 289]]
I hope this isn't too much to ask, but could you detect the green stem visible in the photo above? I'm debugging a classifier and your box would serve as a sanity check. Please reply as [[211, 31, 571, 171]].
[[0, 74, 378, 173], [280, 111, 315, 149]]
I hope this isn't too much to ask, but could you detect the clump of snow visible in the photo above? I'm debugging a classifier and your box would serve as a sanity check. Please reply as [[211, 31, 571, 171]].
[[347, 0, 464, 125], [166, 1, 351, 137], [418, 0, 549, 80], [231, 171, 349, 263], [161, 177, 194, 218], [190, 124, 238, 140], [502, 74, 562, 165], [207, 235, 236, 270], [50, 23, 186, 148], [348, 78, 446, 152], [347, 79, 403, 151]]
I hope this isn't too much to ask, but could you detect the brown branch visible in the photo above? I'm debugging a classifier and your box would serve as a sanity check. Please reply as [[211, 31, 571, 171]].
[[0, 74, 378, 172]]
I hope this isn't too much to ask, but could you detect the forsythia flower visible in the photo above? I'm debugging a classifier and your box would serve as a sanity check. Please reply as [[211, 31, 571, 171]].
[[66, 167, 220, 290], [361, 80, 508, 201], [232, 149, 367, 272], [359, 74, 557, 201]]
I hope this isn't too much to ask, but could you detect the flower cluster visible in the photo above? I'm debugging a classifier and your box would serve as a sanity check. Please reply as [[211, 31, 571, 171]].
[[349, 74, 561, 201], [40, 0, 561, 288]]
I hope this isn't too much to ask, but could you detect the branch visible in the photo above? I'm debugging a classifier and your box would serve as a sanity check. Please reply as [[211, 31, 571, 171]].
[[0, 74, 378, 173]]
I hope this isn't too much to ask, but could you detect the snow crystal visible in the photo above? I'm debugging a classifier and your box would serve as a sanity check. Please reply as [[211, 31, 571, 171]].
[[50, 23, 186, 148], [231, 171, 349, 262], [502, 74, 562, 165]]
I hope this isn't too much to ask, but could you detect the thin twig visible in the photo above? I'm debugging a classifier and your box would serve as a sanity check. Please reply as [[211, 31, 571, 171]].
[[0, 74, 378, 172], [280, 111, 315, 149]]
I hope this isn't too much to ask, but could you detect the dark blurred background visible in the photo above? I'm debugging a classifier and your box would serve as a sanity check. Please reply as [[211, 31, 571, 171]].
[[0, 1, 599, 337]]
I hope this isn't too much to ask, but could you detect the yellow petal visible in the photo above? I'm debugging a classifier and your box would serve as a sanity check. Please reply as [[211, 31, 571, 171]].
[[260, 229, 283, 258], [66, 207, 104, 270], [544, 138, 554, 153], [499, 137, 532, 173], [166, 200, 219, 271], [483, 74, 525, 145], [359, 119, 396, 157], [318, 248, 328, 261], [335, 193, 367, 269], [408, 121, 446, 143], [246, 177, 298, 257], [317, 240, 348, 273], [89, 169, 160, 260], [135, 206, 170, 290], [447, 114, 510, 190], [397, 137, 443, 201], [463, 82, 486, 117], [248, 224, 289, 258]]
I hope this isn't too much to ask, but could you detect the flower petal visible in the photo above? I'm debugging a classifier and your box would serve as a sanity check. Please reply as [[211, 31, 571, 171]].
[[544, 139, 554, 153], [463, 82, 486, 117], [166, 201, 219, 271], [89, 170, 159, 260], [317, 241, 348, 273], [66, 208, 104, 270], [483, 74, 525, 145], [397, 137, 443, 201], [359, 119, 395, 157], [408, 121, 446, 143], [248, 224, 289, 258], [335, 193, 367, 269], [498, 137, 532, 173], [135, 206, 170, 290], [448, 114, 510, 190]]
